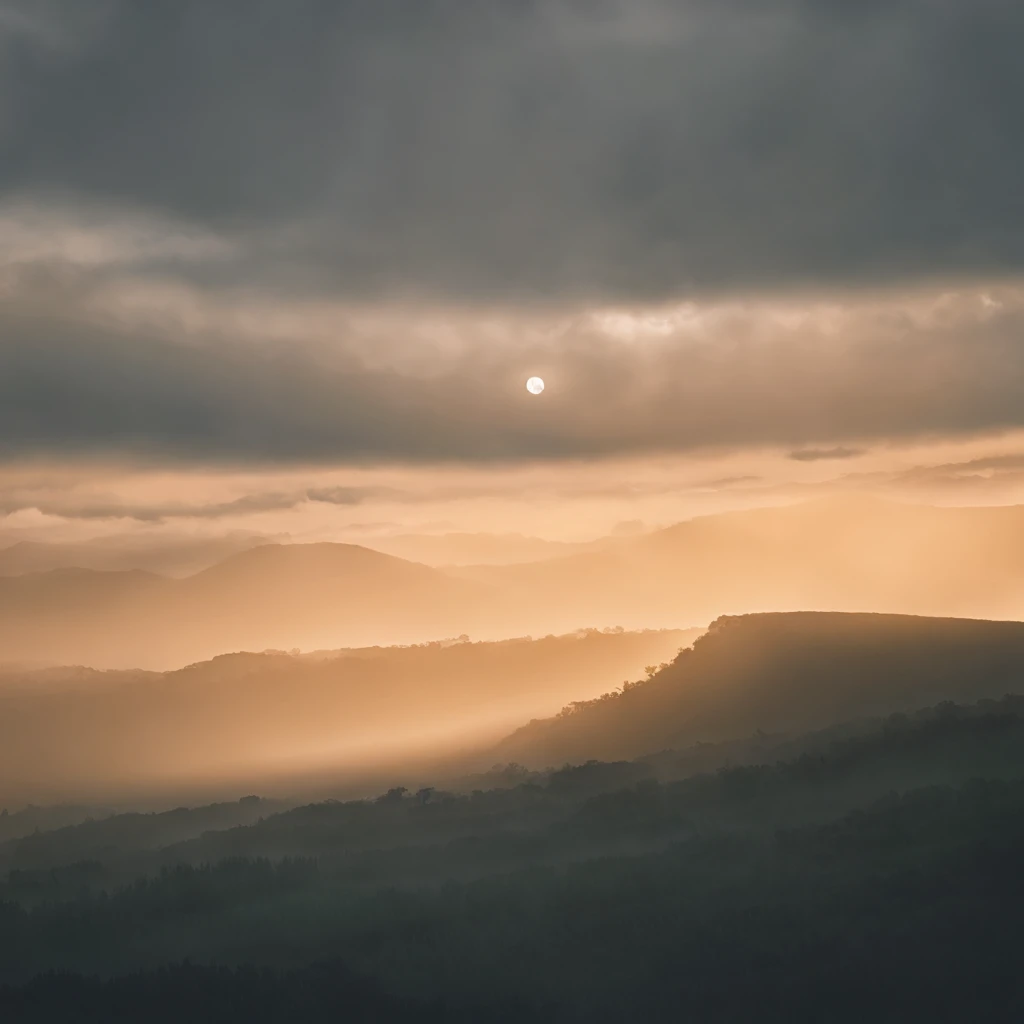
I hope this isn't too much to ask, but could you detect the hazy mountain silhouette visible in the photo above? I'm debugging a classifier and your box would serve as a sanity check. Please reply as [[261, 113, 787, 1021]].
[[494, 611, 1024, 766], [0, 568, 164, 669], [0, 544, 498, 669], [365, 531, 594, 566], [454, 496, 1024, 632], [9, 496, 1024, 668], [0, 628, 696, 806], [0, 534, 279, 578]]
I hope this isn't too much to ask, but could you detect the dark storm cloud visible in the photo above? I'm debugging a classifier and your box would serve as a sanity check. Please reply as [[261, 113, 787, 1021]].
[[1, 0, 1023, 299], [4, 290, 1024, 464], [0, 302, 578, 463]]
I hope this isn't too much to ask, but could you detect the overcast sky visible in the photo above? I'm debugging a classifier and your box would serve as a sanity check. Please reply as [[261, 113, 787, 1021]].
[[2, 0, 1024, 538]]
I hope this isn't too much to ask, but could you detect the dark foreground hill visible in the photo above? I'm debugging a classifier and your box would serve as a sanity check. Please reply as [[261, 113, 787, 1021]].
[[3, 693, 1024, 1021], [494, 611, 1024, 766], [4, 692, 1024, 888], [6, 611, 1024, 1020]]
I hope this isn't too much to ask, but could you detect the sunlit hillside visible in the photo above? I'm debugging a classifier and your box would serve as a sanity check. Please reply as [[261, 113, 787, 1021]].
[[0, 627, 698, 807], [494, 611, 1024, 766]]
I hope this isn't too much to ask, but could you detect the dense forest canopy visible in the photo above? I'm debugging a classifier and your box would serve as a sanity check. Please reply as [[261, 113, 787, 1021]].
[[3, 687, 1024, 1020]]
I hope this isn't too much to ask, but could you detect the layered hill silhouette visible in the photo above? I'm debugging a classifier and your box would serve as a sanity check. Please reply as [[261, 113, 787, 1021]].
[[364, 531, 595, 566], [7, 692, 1024, 885], [0, 627, 695, 806], [0, 543, 498, 669], [454, 495, 1024, 632], [0, 533, 276, 578], [494, 611, 1024, 766], [0, 531, 582, 576], [6, 610, 1024, 1020], [8, 496, 1024, 669]]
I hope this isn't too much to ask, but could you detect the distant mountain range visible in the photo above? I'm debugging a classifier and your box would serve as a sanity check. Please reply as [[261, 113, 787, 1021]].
[[5, 495, 1024, 669], [0, 533, 282, 578], [0, 531, 586, 576], [451, 494, 1024, 630], [363, 531, 598, 566], [0, 543, 503, 668]]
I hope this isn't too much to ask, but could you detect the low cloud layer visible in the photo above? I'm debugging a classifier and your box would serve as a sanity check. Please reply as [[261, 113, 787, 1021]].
[[8, 435, 1024, 550], [2, 283, 1024, 464], [789, 447, 864, 463]]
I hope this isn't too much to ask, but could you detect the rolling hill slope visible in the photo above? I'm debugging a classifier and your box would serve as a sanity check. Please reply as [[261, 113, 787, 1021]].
[[494, 611, 1024, 766], [0, 627, 697, 805]]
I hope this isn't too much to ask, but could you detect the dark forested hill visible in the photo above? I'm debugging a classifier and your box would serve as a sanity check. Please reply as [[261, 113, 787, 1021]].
[[5, 692, 1024, 899], [3, 694, 1024, 1020], [494, 611, 1024, 766]]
